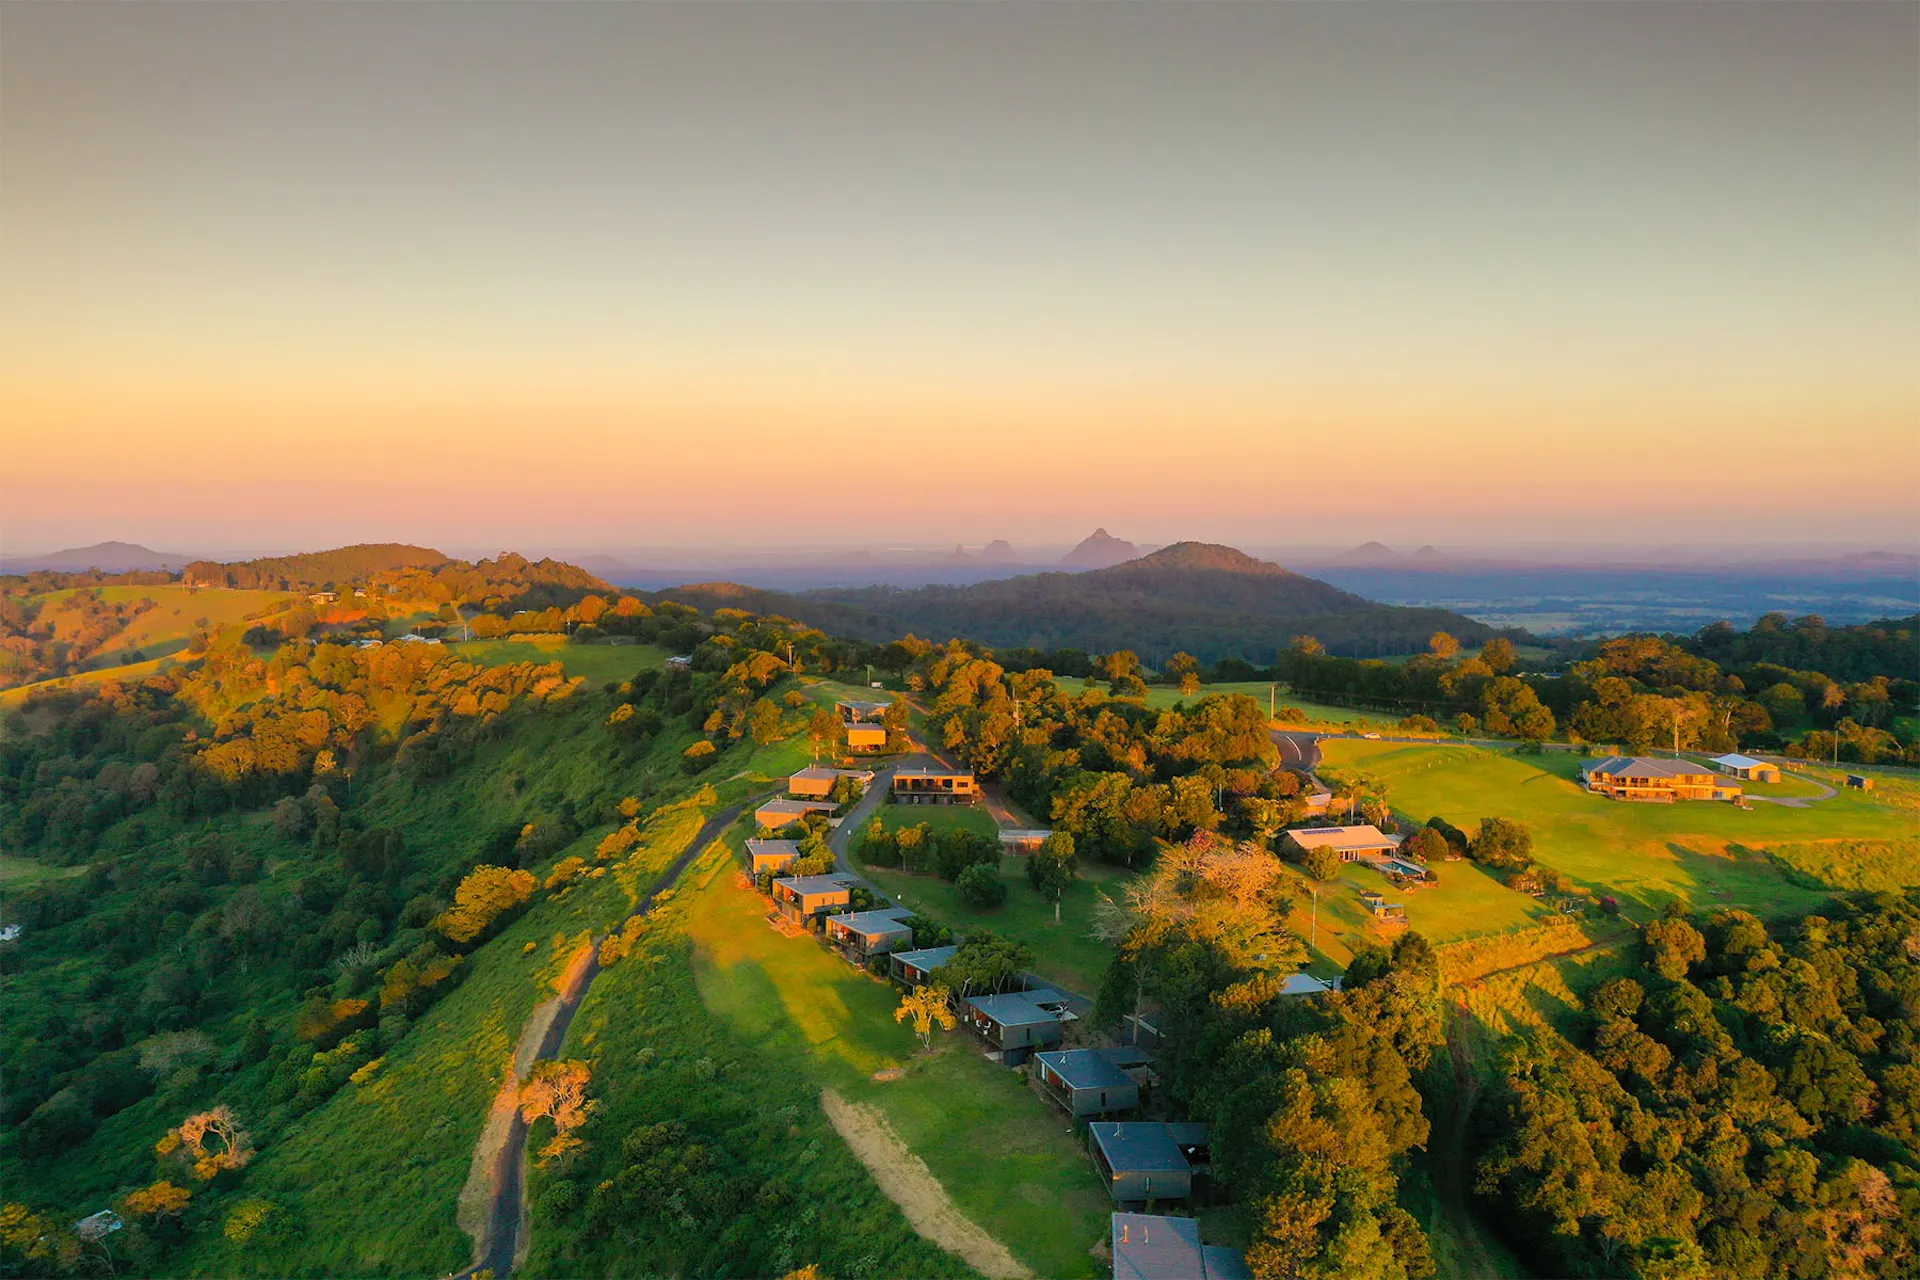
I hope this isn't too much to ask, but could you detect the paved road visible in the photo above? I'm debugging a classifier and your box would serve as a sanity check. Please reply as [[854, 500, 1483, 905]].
[[1271, 730, 1323, 773], [828, 759, 902, 885], [457, 800, 749, 1280]]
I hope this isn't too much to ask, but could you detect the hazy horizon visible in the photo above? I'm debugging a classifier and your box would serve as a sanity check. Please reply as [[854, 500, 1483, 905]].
[[4, 3, 1916, 552]]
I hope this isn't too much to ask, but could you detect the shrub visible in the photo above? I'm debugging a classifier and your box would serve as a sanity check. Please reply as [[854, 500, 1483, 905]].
[[1303, 846, 1344, 882], [955, 864, 1007, 909], [681, 740, 718, 774]]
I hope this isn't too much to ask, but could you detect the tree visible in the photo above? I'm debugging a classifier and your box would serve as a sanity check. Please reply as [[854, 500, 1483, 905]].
[[1168, 652, 1203, 696], [1470, 817, 1533, 870], [1428, 632, 1461, 661], [746, 697, 783, 745], [1303, 845, 1344, 882], [931, 934, 1034, 998], [121, 1180, 191, 1223], [158, 1105, 254, 1180], [894, 985, 957, 1051], [519, 1059, 594, 1163], [1026, 832, 1077, 908], [1481, 637, 1517, 673], [435, 865, 537, 943], [956, 863, 1008, 908], [1642, 917, 1706, 981]]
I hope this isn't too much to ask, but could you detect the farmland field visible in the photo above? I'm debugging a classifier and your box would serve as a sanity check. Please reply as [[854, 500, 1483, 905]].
[[38, 584, 295, 664], [449, 635, 668, 684], [1319, 739, 1920, 919]]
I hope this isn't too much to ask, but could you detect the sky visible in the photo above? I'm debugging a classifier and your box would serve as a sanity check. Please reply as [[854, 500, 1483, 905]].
[[2, 2, 1915, 558]]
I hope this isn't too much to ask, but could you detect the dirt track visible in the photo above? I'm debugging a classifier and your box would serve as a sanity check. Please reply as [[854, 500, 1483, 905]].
[[821, 1089, 1033, 1280], [455, 800, 748, 1279]]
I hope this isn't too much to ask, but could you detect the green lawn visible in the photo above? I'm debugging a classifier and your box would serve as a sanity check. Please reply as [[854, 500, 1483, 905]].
[[669, 848, 1113, 1278], [0, 853, 89, 888], [855, 852, 1127, 998], [870, 802, 1001, 842], [1050, 678, 1421, 731], [449, 636, 668, 685], [1319, 740, 1920, 920]]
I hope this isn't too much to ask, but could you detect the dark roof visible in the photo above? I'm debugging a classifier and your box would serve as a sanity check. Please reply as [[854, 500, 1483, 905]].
[[774, 874, 855, 897], [1582, 756, 1716, 779], [1112, 1214, 1204, 1280], [745, 838, 801, 858], [892, 945, 959, 971], [1091, 1123, 1193, 1175], [1035, 1048, 1137, 1092], [967, 990, 1062, 1028], [837, 699, 891, 717], [829, 909, 915, 938], [1201, 1245, 1254, 1280]]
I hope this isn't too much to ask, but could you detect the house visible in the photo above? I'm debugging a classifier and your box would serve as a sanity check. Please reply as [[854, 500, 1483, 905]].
[[1277, 972, 1341, 996], [1284, 825, 1401, 861], [889, 945, 959, 989], [1110, 1213, 1251, 1280], [754, 797, 837, 830], [1032, 1047, 1151, 1116], [962, 988, 1071, 1062], [892, 755, 981, 805], [664, 655, 693, 670], [1579, 757, 1739, 802], [1847, 774, 1875, 791], [308, 591, 337, 604], [1089, 1122, 1212, 1204], [788, 764, 875, 799], [745, 838, 802, 875], [1302, 789, 1334, 816], [394, 633, 442, 645], [997, 828, 1052, 854], [1710, 753, 1782, 783], [836, 700, 892, 751], [838, 698, 891, 724], [73, 1210, 124, 1242], [825, 908, 916, 959], [770, 874, 854, 925], [845, 723, 890, 752]]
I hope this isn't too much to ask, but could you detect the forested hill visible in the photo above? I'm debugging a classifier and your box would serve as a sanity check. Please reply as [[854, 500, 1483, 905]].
[[182, 544, 453, 589], [789, 541, 1505, 661]]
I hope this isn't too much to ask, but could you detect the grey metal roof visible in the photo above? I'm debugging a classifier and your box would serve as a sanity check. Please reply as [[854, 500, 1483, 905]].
[[891, 945, 959, 972], [1112, 1214, 1204, 1280], [829, 909, 916, 938], [758, 798, 836, 815], [745, 838, 801, 858], [1278, 972, 1336, 996], [894, 753, 976, 780], [966, 990, 1060, 1028], [774, 874, 854, 896], [1090, 1123, 1192, 1175], [1582, 756, 1716, 779], [1034, 1048, 1137, 1092], [791, 764, 874, 782], [1202, 1245, 1254, 1280], [837, 699, 891, 718], [1710, 753, 1768, 770]]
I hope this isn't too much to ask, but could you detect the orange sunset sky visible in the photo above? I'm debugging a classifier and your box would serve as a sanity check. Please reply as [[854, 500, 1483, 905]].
[[2, 3, 1914, 554]]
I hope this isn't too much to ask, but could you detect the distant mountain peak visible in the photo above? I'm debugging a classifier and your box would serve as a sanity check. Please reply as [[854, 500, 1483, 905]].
[[1117, 541, 1291, 576], [946, 544, 974, 562], [1342, 541, 1402, 565], [1061, 528, 1139, 569], [1410, 545, 1446, 563], [980, 540, 1017, 562]]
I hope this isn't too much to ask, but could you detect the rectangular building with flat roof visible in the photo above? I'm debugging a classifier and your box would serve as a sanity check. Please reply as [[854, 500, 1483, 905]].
[[1284, 824, 1401, 861], [825, 908, 915, 959], [1090, 1123, 1211, 1204], [755, 797, 838, 830], [889, 945, 959, 990], [1032, 1047, 1148, 1116], [745, 838, 802, 875], [789, 764, 875, 799], [770, 874, 854, 925], [962, 988, 1068, 1061], [892, 754, 980, 805], [1709, 753, 1781, 783]]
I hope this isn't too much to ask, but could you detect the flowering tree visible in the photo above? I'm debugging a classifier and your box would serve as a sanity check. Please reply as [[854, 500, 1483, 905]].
[[894, 985, 957, 1052]]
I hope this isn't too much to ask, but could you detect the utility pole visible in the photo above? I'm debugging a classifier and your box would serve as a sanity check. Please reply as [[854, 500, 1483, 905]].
[[1270, 684, 1276, 721], [1309, 885, 1318, 953]]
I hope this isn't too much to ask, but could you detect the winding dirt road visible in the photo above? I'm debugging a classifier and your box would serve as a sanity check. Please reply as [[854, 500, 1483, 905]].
[[454, 800, 748, 1280]]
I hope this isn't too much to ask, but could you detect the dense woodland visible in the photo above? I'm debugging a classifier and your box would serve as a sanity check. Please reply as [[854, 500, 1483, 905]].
[[1474, 895, 1920, 1279]]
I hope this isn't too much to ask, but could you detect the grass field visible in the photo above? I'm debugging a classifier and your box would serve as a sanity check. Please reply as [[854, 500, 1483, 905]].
[[1320, 740, 1920, 919], [36, 585, 294, 665], [449, 635, 668, 685], [668, 846, 1114, 1278], [1049, 678, 1416, 731], [854, 830, 1127, 997], [0, 853, 89, 888], [176, 805, 713, 1277]]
